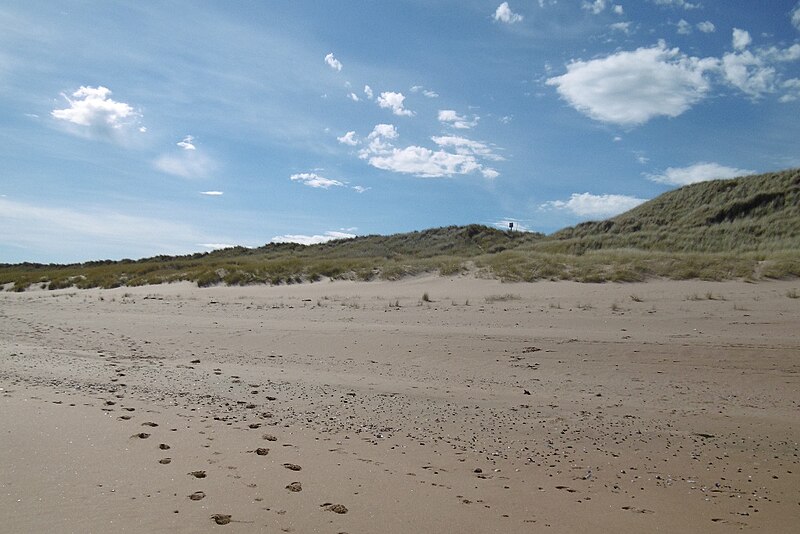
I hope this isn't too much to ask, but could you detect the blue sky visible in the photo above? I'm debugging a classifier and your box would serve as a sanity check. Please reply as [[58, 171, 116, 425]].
[[2, 1, 799, 263]]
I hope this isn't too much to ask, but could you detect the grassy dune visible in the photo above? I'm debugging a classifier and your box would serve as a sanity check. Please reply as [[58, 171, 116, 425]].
[[2, 169, 799, 291]]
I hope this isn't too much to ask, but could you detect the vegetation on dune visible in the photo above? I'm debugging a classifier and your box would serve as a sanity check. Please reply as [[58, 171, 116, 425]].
[[2, 169, 799, 291]]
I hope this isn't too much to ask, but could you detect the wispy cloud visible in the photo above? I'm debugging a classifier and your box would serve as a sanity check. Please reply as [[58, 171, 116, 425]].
[[646, 162, 753, 186], [437, 109, 478, 129], [200, 191, 223, 196], [541, 193, 647, 218], [651, 0, 701, 9], [289, 172, 344, 189], [155, 136, 216, 178], [271, 230, 356, 245], [0, 197, 217, 261]]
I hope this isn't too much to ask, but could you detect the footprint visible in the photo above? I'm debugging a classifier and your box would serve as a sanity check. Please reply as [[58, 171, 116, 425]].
[[159, 458, 172, 465], [321, 503, 348, 514], [189, 491, 206, 501], [132, 432, 151, 439], [286, 482, 302, 492], [142, 422, 159, 427], [159, 443, 171, 450], [262, 434, 278, 441], [189, 470, 207, 479], [283, 463, 302, 471], [211, 514, 231, 525], [255, 448, 269, 456]]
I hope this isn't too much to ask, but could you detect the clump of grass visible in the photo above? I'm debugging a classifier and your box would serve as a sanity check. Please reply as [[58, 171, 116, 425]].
[[630, 294, 643, 302], [485, 293, 521, 303], [610, 301, 621, 312], [786, 288, 799, 299], [422, 292, 431, 302]]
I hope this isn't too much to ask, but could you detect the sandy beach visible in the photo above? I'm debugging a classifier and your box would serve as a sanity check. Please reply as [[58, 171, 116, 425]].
[[1, 276, 798, 533]]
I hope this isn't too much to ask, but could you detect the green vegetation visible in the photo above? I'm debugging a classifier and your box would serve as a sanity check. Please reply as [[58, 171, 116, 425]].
[[2, 169, 799, 291]]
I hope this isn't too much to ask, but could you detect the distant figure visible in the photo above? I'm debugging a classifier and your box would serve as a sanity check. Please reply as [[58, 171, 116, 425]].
[[508, 222, 514, 232]]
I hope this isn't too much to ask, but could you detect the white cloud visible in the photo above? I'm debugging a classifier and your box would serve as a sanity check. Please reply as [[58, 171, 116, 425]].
[[780, 78, 800, 102], [696, 21, 715, 33], [410, 85, 439, 98], [290, 172, 345, 189], [337, 130, 359, 146], [437, 109, 479, 129], [793, 3, 800, 31], [368, 146, 482, 178], [542, 193, 647, 218], [177, 135, 196, 150], [431, 135, 503, 161], [732, 28, 752, 51], [494, 2, 523, 23], [612, 5, 624, 15], [271, 231, 356, 246], [651, 0, 700, 9], [348, 92, 360, 102], [610, 22, 631, 34], [646, 162, 753, 185], [354, 125, 500, 179], [546, 41, 716, 125], [677, 19, 692, 35], [324, 52, 342, 71], [352, 185, 370, 193], [364, 85, 373, 99], [200, 191, 223, 196], [721, 50, 776, 97], [377, 91, 414, 116], [582, 0, 606, 15], [51, 85, 142, 141]]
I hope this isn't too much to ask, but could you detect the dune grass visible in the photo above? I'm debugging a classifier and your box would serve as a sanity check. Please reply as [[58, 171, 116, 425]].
[[2, 169, 799, 291]]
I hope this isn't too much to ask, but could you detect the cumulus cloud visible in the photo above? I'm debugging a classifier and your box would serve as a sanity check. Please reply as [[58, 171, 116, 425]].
[[352, 125, 500, 179], [324, 52, 342, 71], [437, 109, 479, 129], [612, 4, 624, 15], [271, 231, 356, 246], [348, 92, 360, 102], [377, 91, 414, 116], [546, 41, 716, 125], [793, 3, 800, 31], [542, 193, 647, 218], [369, 146, 483, 178], [200, 191, 223, 196], [677, 19, 692, 35], [337, 131, 359, 146], [364, 85, 373, 99], [51, 85, 142, 141], [732, 28, 752, 51], [290, 172, 345, 189], [697, 21, 715, 33], [646, 162, 754, 186], [494, 2, 523, 23]]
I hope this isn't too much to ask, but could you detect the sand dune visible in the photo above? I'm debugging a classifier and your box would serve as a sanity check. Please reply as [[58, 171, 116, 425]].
[[1, 276, 798, 532]]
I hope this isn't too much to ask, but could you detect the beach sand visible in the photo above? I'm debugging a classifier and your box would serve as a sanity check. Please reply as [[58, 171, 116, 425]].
[[1, 276, 798, 532]]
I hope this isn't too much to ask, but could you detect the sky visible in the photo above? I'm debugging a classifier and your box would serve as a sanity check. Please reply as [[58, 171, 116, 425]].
[[2, 1, 800, 263]]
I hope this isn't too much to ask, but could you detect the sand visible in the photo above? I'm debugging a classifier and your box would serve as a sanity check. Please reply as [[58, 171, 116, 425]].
[[1, 276, 798, 533]]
